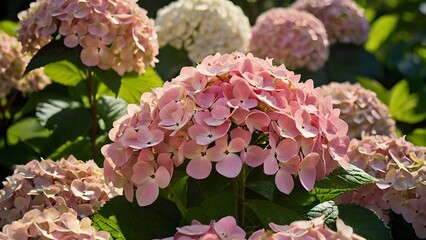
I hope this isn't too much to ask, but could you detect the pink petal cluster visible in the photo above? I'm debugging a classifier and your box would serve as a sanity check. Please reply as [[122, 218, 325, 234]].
[[291, 0, 369, 45], [0, 206, 109, 240], [0, 155, 120, 228], [162, 216, 245, 240], [0, 31, 50, 98], [249, 8, 329, 71], [337, 135, 426, 238], [250, 216, 365, 240], [102, 52, 350, 207], [321, 82, 396, 140], [18, 0, 159, 75]]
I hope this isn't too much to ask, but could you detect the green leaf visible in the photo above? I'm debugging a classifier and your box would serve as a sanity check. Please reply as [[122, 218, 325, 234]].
[[155, 45, 193, 81], [44, 60, 87, 86], [388, 80, 426, 124], [118, 68, 164, 103], [36, 99, 90, 144], [311, 164, 377, 202], [307, 201, 338, 228], [92, 196, 181, 240], [185, 191, 236, 224], [93, 67, 122, 96], [0, 20, 19, 36], [24, 39, 81, 75], [324, 44, 383, 82], [357, 77, 389, 104], [366, 14, 399, 52], [0, 142, 41, 169], [338, 204, 392, 240], [7, 118, 50, 145], [246, 200, 304, 227], [96, 96, 127, 130], [247, 180, 275, 201], [407, 128, 426, 146]]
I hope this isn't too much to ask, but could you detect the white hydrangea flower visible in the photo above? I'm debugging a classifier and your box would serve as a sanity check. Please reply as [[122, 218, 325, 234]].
[[155, 0, 251, 63]]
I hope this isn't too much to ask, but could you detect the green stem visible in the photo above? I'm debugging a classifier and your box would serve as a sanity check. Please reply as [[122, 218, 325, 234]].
[[85, 68, 97, 159], [235, 166, 246, 226], [168, 186, 187, 217]]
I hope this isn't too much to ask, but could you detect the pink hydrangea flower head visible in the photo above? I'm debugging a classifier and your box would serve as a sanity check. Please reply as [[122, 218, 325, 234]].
[[291, 0, 369, 45], [155, 0, 251, 63], [0, 155, 120, 227], [249, 8, 329, 71], [102, 52, 350, 206], [337, 135, 426, 238], [0, 31, 50, 98], [0, 207, 110, 240], [249, 216, 365, 240], [18, 0, 159, 75], [321, 82, 396, 140], [163, 216, 245, 239]]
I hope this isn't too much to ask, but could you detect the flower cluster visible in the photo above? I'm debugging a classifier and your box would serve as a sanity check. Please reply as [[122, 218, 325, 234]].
[[155, 0, 251, 63], [162, 216, 365, 240], [102, 52, 350, 207], [0, 155, 120, 227], [0, 31, 50, 98], [18, 0, 158, 75], [0, 207, 109, 239], [321, 82, 396, 139], [291, 0, 369, 45], [337, 135, 426, 238], [249, 8, 329, 71], [250, 216, 365, 240], [162, 216, 245, 239]]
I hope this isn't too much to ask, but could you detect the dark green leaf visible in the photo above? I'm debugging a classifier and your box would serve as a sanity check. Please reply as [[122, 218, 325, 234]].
[[307, 201, 338, 228], [36, 99, 90, 143], [118, 68, 164, 103], [407, 128, 426, 146], [155, 45, 193, 81], [96, 96, 127, 131], [93, 67, 122, 96], [338, 204, 392, 240], [92, 196, 181, 240], [44, 60, 86, 86], [7, 118, 50, 145], [0, 20, 19, 36], [366, 14, 399, 52], [246, 199, 304, 227], [185, 191, 236, 224], [0, 142, 41, 169], [247, 180, 275, 201], [24, 39, 81, 75], [388, 80, 426, 124], [311, 164, 377, 202]]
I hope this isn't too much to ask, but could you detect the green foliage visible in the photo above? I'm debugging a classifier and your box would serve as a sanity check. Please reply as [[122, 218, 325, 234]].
[[7, 118, 50, 145], [96, 96, 128, 131], [357, 77, 389, 104], [44, 60, 86, 86], [246, 200, 304, 227], [388, 80, 426, 124], [0, 20, 19, 36], [118, 68, 164, 103], [307, 201, 338, 228], [366, 14, 399, 52], [92, 196, 181, 240], [93, 67, 122, 97], [407, 128, 426, 146], [338, 204, 392, 240]]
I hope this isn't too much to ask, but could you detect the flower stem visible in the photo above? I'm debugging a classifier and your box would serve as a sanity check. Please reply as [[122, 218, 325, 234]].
[[85, 68, 97, 159], [235, 166, 246, 226], [168, 186, 187, 218]]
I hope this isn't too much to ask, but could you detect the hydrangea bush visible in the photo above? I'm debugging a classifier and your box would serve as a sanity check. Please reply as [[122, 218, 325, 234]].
[[155, 0, 250, 63], [18, 0, 158, 75], [249, 8, 329, 71], [321, 82, 396, 139], [0, 155, 120, 227], [291, 0, 369, 45], [101, 52, 350, 206], [338, 135, 426, 238]]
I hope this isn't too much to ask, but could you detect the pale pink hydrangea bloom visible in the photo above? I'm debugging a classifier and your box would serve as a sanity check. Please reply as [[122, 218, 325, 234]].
[[18, 0, 159, 75], [0, 155, 120, 228], [0, 31, 50, 98], [162, 216, 245, 240], [291, 0, 370, 44], [0, 206, 109, 240], [249, 8, 329, 71], [337, 135, 426, 238], [155, 0, 251, 63], [321, 82, 396, 140], [249, 216, 365, 240], [102, 52, 350, 207]]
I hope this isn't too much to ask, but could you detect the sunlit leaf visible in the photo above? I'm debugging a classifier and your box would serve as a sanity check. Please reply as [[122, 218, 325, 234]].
[[118, 68, 164, 103], [44, 60, 86, 86], [93, 67, 122, 96], [7, 118, 50, 145], [388, 80, 426, 124], [366, 14, 399, 52], [407, 128, 426, 146], [0, 20, 19, 36], [357, 77, 389, 104]]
